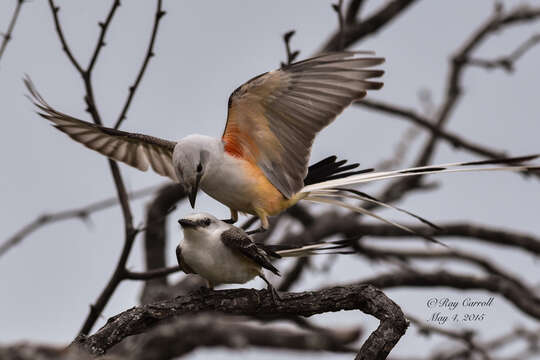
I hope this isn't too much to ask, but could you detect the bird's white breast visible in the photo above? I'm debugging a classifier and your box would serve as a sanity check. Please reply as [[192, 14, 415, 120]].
[[181, 229, 260, 286]]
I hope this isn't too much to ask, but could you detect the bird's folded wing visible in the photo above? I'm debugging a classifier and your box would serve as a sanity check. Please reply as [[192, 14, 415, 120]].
[[220, 227, 280, 276], [176, 245, 196, 274], [25, 77, 178, 181], [222, 51, 384, 198]]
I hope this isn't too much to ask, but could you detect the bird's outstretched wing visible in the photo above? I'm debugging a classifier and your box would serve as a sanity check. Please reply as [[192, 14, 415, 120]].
[[220, 227, 280, 276], [25, 77, 178, 181], [223, 51, 384, 198]]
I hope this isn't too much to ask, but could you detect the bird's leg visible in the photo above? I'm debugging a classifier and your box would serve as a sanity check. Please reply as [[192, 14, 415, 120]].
[[260, 274, 281, 303], [246, 227, 266, 235], [221, 208, 238, 224], [246, 210, 269, 235], [198, 280, 214, 295]]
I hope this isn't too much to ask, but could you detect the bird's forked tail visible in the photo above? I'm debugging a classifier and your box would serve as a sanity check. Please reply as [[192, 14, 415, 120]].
[[299, 154, 540, 246]]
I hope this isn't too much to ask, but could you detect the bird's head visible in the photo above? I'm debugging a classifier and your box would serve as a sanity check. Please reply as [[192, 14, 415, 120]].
[[178, 213, 221, 237], [174, 135, 216, 208]]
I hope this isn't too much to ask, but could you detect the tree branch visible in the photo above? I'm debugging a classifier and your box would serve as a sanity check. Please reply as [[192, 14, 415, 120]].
[[114, 0, 165, 129], [74, 284, 408, 359], [357, 99, 509, 159], [87, 0, 120, 74], [47, 0, 84, 74], [349, 222, 540, 255], [465, 33, 540, 72], [0, 0, 26, 67], [1, 185, 159, 258], [320, 0, 418, 52], [46, 0, 168, 336], [123, 314, 360, 360], [357, 270, 540, 320]]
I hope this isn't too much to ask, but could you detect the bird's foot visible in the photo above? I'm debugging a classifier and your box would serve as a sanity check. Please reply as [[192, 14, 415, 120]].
[[268, 285, 282, 304], [197, 285, 213, 296], [246, 227, 266, 235], [221, 218, 236, 224]]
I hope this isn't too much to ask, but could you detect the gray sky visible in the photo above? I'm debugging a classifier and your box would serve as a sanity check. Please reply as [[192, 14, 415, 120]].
[[1, 1, 539, 358]]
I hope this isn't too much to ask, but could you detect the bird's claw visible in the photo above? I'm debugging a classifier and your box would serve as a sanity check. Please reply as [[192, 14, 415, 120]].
[[268, 286, 282, 304], [246, 227, 266, 235]]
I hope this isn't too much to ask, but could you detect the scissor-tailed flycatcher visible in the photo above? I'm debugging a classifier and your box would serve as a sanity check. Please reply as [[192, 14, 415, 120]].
[[176, 213, 353, 300], [26, 51, 540, 234]]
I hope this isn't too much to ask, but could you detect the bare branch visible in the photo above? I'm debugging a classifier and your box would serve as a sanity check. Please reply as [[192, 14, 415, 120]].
[[125, 266, 180, 281], [1, 185, 159, 258], [345, 0, 366, 25], [74, 285, 408, 359], [280, 30, 299, 68], [332, 0, 345, 50], [358, 99, 508, 159], [47, 0, 84, 74], [349, 222, 540, 255], [320, 0, 418, 52], [87, 0, 121, 74], [123, 314, 360, 360], [465, 33, 540, 72], [114, 0, 165, 129], [356, 270, 540, 320], [46, 0, 168, 336], [0, 0, 26, 67]]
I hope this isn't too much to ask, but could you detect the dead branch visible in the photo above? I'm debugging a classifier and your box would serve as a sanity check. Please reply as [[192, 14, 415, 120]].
[[114, 1, 166, 129], [74, 284, 408, 359], [465, 33, 540, 72], [321, 0, 418, 52], [1, 185, 160, 258], [46, 0, 167, 336], [357, 270, 540, 320], [0, 0, 26, 67], [120, 314, 360, 360]]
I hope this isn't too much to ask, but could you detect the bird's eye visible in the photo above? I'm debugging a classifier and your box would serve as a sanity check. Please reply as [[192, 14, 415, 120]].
[[202, 218, 211, 226], [197, 163, 203, 173]]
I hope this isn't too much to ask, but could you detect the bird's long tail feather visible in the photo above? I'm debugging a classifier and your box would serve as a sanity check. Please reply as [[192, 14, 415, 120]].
[[262, 238, 357, 258], [299, 155, 540, 246], [304, 195, 447, 247], [301, 154, 540, 193]]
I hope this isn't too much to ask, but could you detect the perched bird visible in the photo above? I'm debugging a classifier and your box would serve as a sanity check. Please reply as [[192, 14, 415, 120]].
[[26, 52, 540, 234], [176, 212, 354, 301]]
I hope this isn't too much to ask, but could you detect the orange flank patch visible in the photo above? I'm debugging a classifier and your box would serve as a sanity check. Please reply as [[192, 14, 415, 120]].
[[222, 106, 264, 163], [222, 121, 245, 158], [240, 161, 293, 216]]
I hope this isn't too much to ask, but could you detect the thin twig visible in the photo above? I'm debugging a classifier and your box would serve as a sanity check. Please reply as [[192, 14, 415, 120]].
[[47, 0, 84, 74], [465, 33, 540, 72], [125, 266, 180, 280], [280, 30, 299, 68], [0, 0, 26, 67], [114, 0, 165, 129], [332, 0, 345, 50], [345, 0, 366, 24], [87, 0, 121, 73], [1, 184, 160, 258]]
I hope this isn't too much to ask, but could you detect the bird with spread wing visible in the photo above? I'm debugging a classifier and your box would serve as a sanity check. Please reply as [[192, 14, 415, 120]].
[[26, 51, 540, 236]]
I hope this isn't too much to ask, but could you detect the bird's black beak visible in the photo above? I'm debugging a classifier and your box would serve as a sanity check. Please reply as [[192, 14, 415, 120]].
[[188, 175, 201, 208], [178, 218, 197, 228]]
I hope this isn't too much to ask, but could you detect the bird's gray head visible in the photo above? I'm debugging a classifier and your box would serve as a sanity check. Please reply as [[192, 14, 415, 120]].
[[178, 212, 222, 236], [173, 135, 221, 208]]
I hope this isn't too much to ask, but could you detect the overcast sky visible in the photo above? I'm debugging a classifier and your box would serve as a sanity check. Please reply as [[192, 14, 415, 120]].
[[1, 1, 539, 359]]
